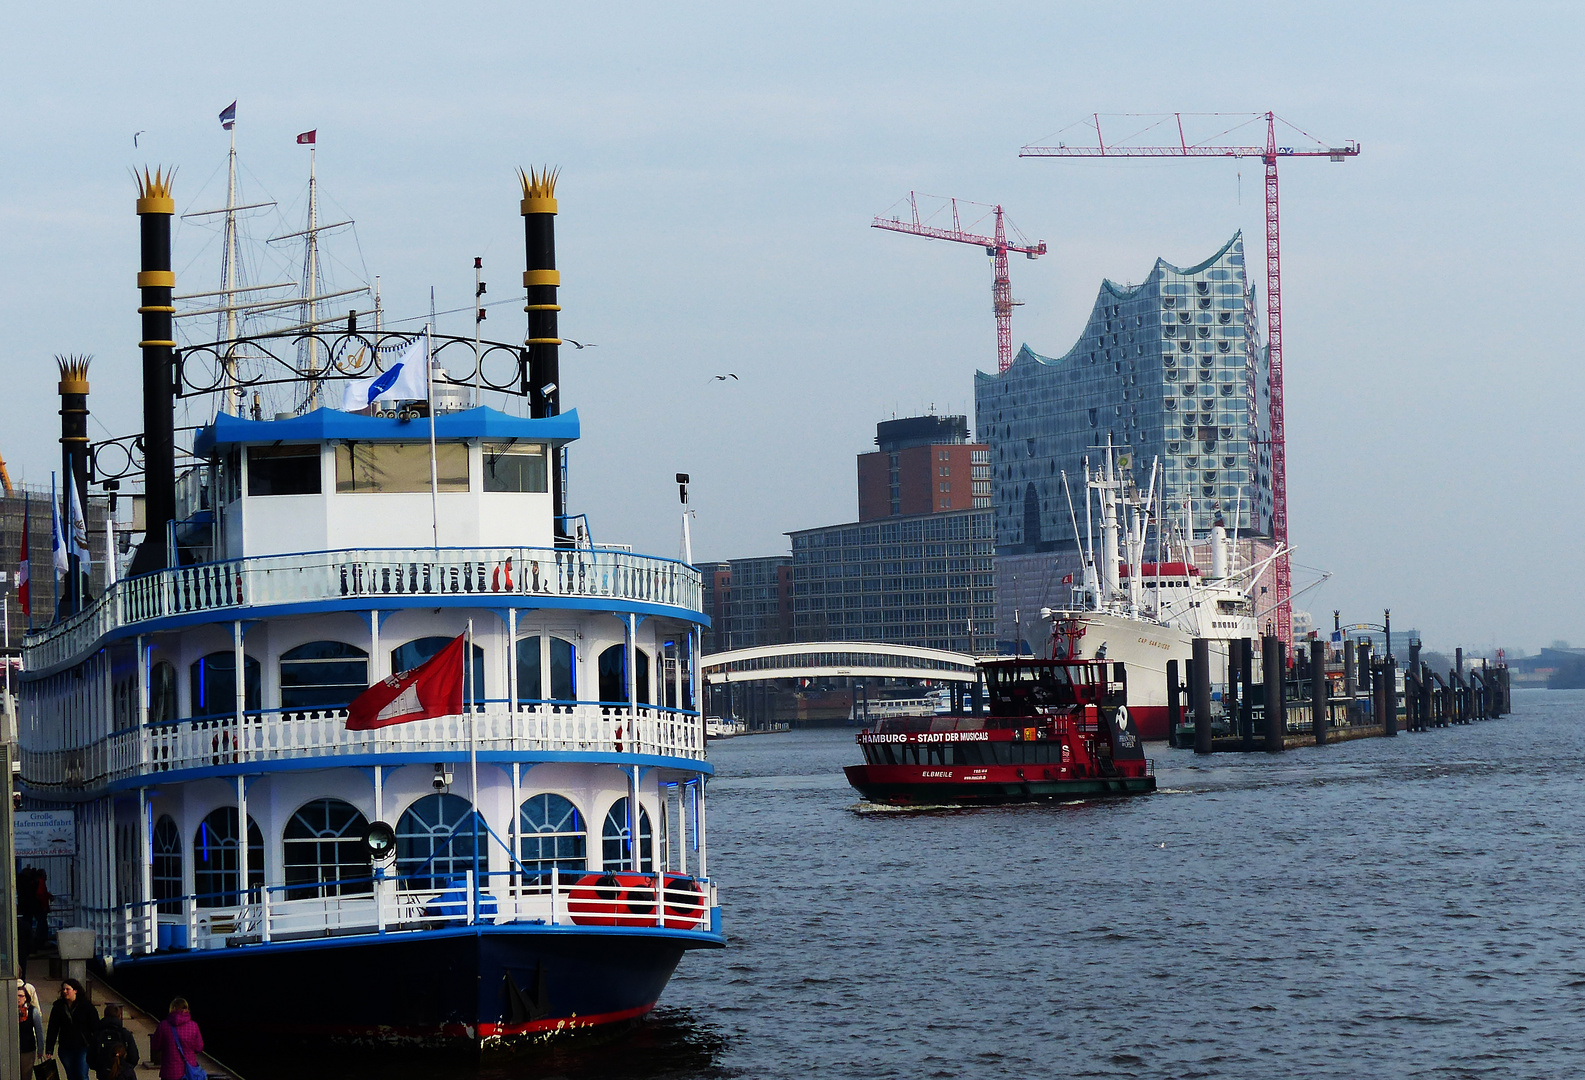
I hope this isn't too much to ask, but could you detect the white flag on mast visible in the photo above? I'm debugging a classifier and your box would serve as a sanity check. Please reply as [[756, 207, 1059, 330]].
[[341, 331, 430, 412]]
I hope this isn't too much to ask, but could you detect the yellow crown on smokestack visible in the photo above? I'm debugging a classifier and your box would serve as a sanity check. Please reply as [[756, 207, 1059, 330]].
[[135, 167, 175, 215], [518, 167, 559, 215], [56, 354, 91, 395]]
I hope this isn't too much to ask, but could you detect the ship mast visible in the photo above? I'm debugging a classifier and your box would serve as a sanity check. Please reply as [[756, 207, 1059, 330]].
[[218, 126, 241, 415], [301, 146, 321, 408]]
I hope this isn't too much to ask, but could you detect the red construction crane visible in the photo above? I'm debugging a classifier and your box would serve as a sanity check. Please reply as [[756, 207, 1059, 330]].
[[872, 192, 1047, 374], [1020, 112, 1359, 654]]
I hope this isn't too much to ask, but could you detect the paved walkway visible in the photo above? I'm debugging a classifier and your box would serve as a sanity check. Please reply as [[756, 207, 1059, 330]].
[[22, 953, 242, 1080]]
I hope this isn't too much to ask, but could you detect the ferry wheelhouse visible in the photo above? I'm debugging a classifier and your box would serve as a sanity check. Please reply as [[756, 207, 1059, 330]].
[[17, 167, 720, 1054], [843, 656, 1155, 805]]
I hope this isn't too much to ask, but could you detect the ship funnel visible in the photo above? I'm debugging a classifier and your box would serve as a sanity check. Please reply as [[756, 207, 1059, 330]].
[[1210, 505, 1228, 579], [57, 355, 92, 613], [520, 167, 566, 540], [129, 167, 177, 575]]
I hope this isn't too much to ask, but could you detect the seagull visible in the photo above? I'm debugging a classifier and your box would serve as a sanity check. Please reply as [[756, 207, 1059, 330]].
[[134, 131, 146, 148], [564, 337, 596, 349], [1157, 842, 1166, 849], [713, 373, 739, 381]]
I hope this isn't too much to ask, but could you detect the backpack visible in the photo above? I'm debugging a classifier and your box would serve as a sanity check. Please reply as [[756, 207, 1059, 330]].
[[88, 1024, 123, 1076]]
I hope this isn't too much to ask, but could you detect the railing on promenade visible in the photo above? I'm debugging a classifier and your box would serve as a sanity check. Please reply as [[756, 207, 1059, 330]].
[[20, 702, 706, 790], [81, 868, 718, 961], [24, 545, 703, 670]]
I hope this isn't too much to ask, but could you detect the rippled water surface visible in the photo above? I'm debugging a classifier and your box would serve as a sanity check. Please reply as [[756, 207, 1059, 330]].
[[246, 689, 1585, 1079]]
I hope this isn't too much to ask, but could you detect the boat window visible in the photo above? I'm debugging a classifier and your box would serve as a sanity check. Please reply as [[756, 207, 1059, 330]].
[[601, 798, 654, 872], [149, 661, 178, 724], [483, 441, 549, 493], [519, 794, 588, 881], [153, 815, 182, 914], [395, 793, 479, 892], [391, 637, 484, 706], [598, 644, 651, 705], [335, 441, 468, 493], [283, 798, 372, 900], [247, 444, 321, 496], [279, 641, 369, 710], [193, 807, 263, 908], [188, 652, 261, 719], [516, 636, 578, 702]]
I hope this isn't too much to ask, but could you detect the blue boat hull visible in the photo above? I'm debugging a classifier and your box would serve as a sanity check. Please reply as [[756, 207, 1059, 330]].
[[102, 923, 722, 1055]]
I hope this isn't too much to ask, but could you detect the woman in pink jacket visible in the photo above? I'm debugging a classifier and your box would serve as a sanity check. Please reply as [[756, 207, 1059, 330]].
[[149, 998, 203, 1080]]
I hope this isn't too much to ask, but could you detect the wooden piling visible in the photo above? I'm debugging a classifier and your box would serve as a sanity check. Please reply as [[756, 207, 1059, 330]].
[[1240, 638, 1255, 751], [1192, 637, 1213, 755], [1262, 635, 1285, 752], [1166, 660, 1181, 749], [1311, 639, 1328, 746]]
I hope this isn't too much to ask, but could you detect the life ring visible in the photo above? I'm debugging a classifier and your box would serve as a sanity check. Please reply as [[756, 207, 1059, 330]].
[[567, 872, 623, 926], [661, 874, 707, 929]]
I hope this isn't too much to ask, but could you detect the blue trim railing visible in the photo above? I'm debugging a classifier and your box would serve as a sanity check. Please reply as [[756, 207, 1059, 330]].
[[23, 545, 704, 671], [80, 867, 719, 960], [20, 702, 706, 790]]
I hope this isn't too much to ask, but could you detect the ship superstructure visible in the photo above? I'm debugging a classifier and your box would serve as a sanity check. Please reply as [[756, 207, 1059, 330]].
[[17, 162, 720, 1054]]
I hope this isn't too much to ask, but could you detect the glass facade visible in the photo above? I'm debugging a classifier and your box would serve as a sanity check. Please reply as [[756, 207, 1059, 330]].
[[788, 508, 995, 655], [974, 232, 1273, 558]]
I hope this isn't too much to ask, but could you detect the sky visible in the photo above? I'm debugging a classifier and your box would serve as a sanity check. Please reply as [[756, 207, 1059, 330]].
[[1, 2, 1579, 654]]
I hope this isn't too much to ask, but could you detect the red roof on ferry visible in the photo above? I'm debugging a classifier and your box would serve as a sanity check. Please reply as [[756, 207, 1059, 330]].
[[1120, 562, 1199, 577]]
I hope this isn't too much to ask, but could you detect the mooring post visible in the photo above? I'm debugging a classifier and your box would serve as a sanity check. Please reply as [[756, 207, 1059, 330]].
[[1311, 639, 1328, 746], [1192, 637, 1212, 755], [1379, 661, 1397, 737], [1343, 636, 1356, 718], [1227, 638, 1243, 749], [1240, 637, 1255, 750], [1262, 635, 1285, 752], [1166, 660, 1181, 749], [1357, 640, 1372, 725]]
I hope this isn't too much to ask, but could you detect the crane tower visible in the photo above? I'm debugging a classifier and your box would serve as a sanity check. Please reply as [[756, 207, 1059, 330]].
[[1020, 112, 1359, 653]]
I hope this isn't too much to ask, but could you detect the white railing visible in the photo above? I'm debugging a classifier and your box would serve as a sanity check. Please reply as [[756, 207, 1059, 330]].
[[23, 546, 703, 671], [82, 868, 719, 961], [21, 703, 705, 789]]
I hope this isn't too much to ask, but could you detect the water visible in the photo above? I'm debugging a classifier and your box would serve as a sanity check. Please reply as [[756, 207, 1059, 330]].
[[243, 689, 1585, 1078]]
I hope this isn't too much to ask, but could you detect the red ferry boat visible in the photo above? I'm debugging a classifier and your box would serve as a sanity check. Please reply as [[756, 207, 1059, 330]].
[[843, 657, 1156, 805]]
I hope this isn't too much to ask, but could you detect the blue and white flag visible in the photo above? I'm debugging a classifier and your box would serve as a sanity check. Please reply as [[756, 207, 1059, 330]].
[[66, 475, 91, 567], [341, 331, 430, 411], [219, 101, 237, 130]]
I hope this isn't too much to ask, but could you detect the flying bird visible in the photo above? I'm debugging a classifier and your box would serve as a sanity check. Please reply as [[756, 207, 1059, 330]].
[[713, 373, 739, 381], [134, 131, 146, 147], [564, 338, 596, 349]]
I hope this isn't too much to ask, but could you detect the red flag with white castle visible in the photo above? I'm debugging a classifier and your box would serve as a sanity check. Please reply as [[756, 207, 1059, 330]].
[[346, 633, 465, 730]]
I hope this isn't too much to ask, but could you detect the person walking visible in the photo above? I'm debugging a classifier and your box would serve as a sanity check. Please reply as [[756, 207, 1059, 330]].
[[88, 1003, 139, 1080], [149, 998, 203, 1080], [44, 979, 98, 1080], [18, 983, 45, 1076]]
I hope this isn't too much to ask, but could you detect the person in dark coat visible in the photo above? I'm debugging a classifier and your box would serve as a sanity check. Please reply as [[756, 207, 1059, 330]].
[[45, 978, 99, 1080], [89, 1003, 139, 1080], [18, 984, 45, 1076], [149, 998, 203, 1080]]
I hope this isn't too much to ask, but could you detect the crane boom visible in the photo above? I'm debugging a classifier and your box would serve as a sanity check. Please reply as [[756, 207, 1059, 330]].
[[872, 192, 1046, 373], [1020, 112, 1359, 656]]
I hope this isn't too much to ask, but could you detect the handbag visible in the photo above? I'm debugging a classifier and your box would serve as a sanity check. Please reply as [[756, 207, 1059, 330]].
[[31, 1058, 60, 1080], [169, 1022, 207, 1080]]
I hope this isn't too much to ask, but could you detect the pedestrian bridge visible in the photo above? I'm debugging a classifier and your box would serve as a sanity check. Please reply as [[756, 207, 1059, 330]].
[[699, 642, 980, 685]]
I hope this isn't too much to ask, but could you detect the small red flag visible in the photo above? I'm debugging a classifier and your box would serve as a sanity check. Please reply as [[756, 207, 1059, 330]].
[[1062, 573, 1074, 585], [346, 633, 465, 730], [296, 130, 317, 145]]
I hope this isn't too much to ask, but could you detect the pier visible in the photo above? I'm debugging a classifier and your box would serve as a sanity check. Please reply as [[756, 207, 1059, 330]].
[[1169, 634, 1513, 753]]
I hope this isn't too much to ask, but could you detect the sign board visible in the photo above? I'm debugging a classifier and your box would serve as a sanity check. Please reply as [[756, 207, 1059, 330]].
[[15, 810, 75, 858]]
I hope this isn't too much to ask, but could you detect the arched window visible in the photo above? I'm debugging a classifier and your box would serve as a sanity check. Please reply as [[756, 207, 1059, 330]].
[[188, 652, 261, 718], [518, 794, 587, 880], [152, 815, 182, 913], [601, 797, 653, 872], [391, 637, 484, 706], [597, 645, 651, 705], [193, 807, 263, 908], [516, 637, 577, 702], [283, 798, 372, 900], [395, 793, 479, 891], [149, 661, 177, 725], [280, 642, 369, 710]]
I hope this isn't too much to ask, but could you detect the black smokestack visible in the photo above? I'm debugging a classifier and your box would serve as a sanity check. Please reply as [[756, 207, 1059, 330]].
[[130, 168, 177, 575], [57, 355, 91, 614], [520, 167, 566, 542]]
